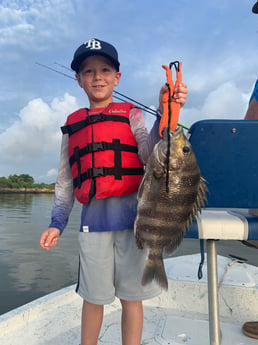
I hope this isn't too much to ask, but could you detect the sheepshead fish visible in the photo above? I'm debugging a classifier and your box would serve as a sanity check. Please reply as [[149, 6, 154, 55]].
[[134, 126, 207, 290]]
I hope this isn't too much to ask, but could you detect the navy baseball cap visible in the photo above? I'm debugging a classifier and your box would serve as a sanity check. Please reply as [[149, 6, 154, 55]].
[[252, 1, 258, 13], [71, 38, 120, 72]]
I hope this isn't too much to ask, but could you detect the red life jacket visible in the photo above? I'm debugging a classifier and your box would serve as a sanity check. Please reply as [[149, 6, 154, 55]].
[[61, 102, 144, 204]]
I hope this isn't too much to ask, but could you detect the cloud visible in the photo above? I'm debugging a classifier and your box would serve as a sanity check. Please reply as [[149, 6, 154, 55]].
[[0, 0, 257, 182], [46, 168, 58, 178], [0, 81, 250, 181], [37, 168, 58, 183], [0, 0, 76, 52], [179, 81, 250, 128], [143, 80, 251, 133], [0, 93, 78, 181]]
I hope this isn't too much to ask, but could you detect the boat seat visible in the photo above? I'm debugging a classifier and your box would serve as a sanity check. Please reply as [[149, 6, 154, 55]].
[[184, 119, 258, 345]]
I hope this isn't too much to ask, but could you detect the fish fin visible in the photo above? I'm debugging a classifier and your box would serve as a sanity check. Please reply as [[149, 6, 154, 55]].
[[199, 176, 209, 205], [142, 252, 168, 290], [135, 230, 145, 250], [189, 176, 208, 220], [137, 173, 147, 199], [184, 176, 208, 233], [164, 232, 185, 255]]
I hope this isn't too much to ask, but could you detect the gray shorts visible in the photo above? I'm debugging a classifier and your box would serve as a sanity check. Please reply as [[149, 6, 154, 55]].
[[76, 230, 161, 305]]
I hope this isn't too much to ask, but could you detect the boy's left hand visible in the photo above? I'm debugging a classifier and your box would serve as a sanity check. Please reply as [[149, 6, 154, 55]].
[[158, 83, 188, 114]]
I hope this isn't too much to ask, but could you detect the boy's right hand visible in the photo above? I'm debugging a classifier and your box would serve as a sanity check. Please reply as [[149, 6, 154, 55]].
[[40, 228, 61, 250]]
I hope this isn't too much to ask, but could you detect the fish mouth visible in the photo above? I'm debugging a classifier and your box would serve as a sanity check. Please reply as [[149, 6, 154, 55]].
[[168, 126, 185, 147], [169, 126, 183, 137], [163, 126, 183, 141]]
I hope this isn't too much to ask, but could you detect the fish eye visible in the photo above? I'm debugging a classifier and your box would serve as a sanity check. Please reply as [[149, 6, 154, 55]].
[[182, 146, 190, 155]]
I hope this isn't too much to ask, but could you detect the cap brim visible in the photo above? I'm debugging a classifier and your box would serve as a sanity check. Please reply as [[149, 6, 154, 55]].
[[71, 51, 120, 72], [252, 1, 258, 13]]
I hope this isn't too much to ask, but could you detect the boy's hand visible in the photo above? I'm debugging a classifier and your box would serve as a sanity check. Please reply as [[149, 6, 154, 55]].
[[40, 228, 61, 250], [158, 83, 188, 114]]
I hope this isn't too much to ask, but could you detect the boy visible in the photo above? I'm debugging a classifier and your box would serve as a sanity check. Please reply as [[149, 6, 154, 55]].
[[40, 38, 187, 345]]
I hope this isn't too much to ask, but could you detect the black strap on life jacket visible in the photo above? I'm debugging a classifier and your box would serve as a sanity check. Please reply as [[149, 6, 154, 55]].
[[69, 141, 139, 166], [73, 146, 82, 189], [73, 166, 144, 189], [73, 138, 144, 189], [61, 113, 130, 136]]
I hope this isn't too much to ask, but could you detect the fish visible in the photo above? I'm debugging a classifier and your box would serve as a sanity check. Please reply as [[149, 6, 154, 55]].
[[134, 126, 207, 290]]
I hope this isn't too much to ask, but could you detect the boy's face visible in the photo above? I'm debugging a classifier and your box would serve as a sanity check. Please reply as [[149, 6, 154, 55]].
[[76, 55, 121, 108]]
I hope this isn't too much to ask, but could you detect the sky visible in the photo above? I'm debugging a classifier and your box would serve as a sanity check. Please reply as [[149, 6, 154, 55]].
[[0, 0, 257, 182]]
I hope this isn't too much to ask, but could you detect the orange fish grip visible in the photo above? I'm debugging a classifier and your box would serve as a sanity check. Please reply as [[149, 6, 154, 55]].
[[159, 61, 182, 137]]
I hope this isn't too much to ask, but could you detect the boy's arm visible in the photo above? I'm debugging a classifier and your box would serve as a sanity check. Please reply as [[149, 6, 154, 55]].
[[49, 133, 75, 232], [40, 134, 74, 250], [129, 107, 160, 165]]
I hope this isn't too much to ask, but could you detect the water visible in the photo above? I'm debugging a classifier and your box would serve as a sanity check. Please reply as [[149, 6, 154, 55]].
[[0, 194, 257, 316], [0, 193, 80, 315]]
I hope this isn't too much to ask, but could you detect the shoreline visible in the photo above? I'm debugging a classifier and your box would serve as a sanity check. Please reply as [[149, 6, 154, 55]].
[[0, 188, 54, 193]]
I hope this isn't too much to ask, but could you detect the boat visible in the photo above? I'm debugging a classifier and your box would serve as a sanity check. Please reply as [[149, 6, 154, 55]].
[[0, 253, 257, 345], [1, 119, 258, 344]]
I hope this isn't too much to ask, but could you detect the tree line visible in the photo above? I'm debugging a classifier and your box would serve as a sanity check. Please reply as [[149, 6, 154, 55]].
[[0, 174, 54, 189]]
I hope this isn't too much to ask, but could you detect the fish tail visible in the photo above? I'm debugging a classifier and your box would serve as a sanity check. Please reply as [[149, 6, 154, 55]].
[[141, 251, 168, 290]]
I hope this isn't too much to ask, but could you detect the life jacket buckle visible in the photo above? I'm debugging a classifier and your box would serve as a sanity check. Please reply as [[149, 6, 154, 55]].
[[91, 167, 105, 178], [93, 141, 106, 151], [88, 114, 105, 124]]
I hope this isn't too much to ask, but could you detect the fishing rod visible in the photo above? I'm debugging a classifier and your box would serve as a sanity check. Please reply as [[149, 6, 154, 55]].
[[36, 62, 77, 80], [52, 62, 161, 116], [36, 62, 158, 116], [35, 62, 189, 129]]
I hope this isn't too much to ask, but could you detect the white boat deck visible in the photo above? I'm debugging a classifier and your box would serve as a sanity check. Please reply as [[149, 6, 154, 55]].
[[0, 255, 257, 345]]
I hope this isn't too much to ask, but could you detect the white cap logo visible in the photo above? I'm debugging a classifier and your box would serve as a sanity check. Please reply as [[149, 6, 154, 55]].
[[84, 38, 102, 50]]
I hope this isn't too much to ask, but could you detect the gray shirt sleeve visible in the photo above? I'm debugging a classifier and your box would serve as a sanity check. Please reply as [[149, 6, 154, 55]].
[[129, 107, 160, 165], [49, 133, 75, 233]]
